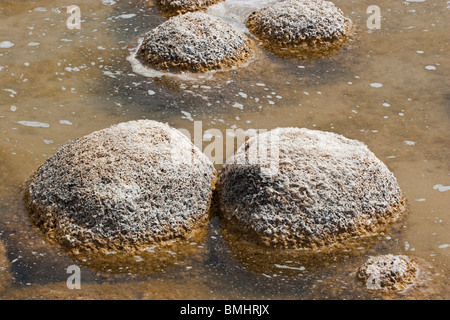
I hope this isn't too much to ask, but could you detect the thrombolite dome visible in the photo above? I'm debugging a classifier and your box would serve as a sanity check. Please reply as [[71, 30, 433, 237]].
[[245, 0, 351, 58], [357, 255, 419, 293], [24, 120, 217, 255], [137, 11, 254, 72], [157, 0, 224, 15], [219, 128, 406, 249]]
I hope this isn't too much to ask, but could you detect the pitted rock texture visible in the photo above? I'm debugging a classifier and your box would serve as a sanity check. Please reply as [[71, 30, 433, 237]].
[[357, 255, 419, 293], [25, 120, 217, 254], [137, 12, 254, 72], [219, 128, 406, 249], [158, 0, 223, 14], [245, 0, 350, 57]]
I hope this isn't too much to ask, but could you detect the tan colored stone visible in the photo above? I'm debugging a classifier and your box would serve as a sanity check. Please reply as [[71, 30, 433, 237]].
[[137, 12, 254, 72], [25, 120, 217, 256], [219, 128, 406, 249]]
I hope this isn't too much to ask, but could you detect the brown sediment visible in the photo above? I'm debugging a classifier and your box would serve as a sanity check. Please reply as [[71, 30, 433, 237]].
[[137, 12, 255, 73], [219, 128, 408, 250], [0, 240, 12, 292], [24, 120, 217, 265], [157, 0, 224, 16], [1, 276, 224, 300], [245, 0, 352, 59]]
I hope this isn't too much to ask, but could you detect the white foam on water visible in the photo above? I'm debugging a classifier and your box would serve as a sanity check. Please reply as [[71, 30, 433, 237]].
[[233, 102, 244, 109], [27, 42, 40, 47], [404, 140, 415, 146], [433, 184, 450, 192], [181, 111, 194, 121], [0, 41, 14, 49], [116, 13, 136, 19], [207, 0, 279, 31], [425, 65, 436, 70], [274, 264, 306, 271], [59, 120, 72, 125], [17, 121, 50, 128], [126, 39, 216, 81], [370, 83, 383, 88]]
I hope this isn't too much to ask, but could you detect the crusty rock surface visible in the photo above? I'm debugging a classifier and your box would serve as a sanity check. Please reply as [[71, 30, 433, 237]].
[[158, 0, 223, 14], [245, 0, 350, 57], [25, 120, 217, 254], [219, 128, 406, 249], [357, 255, 419, 293], [137, 12, 254, 72]]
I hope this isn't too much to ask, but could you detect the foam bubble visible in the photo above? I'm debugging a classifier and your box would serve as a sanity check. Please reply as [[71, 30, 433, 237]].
[[0, 41, 14, 49], [17, 121, 50, 128]]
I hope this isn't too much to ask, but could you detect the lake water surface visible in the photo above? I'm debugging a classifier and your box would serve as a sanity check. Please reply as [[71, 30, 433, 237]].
[[0, 0, 448, 299]]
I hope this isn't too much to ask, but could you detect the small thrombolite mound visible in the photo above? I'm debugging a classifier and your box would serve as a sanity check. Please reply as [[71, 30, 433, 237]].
[[137, 12, 254, 72], [219, 128, 406, 249], [357, 255, 419, 293], [245, 0, 351, 58], [25, 120, 217, 254], [158, 0, 223, 15]]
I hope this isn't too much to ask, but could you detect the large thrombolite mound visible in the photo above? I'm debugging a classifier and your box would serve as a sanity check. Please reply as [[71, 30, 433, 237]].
[[245, 0, 351, 58], [357, 255, 419, 293], [137, 12, 254, 72], [219, 128, 406, 250], [24, 120, 217, 256], [157, 0, 223, 15]]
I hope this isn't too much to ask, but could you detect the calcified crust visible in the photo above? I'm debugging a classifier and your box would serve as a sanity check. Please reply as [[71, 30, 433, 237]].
[[25, 120, 217, 254], [158, 0, 223, 15], [245, 0, 350, 58], [357, 255, 419, 293], [219, 128, 406, 250], [137, 12, 254, 72]]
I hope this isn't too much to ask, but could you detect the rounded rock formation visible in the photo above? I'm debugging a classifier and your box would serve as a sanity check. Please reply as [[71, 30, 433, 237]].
[[157, 0, 223, 15], [25, 120, 217, 254], [245, 0, 351, 58], [357, 254, 419, 293], [219, 128, 406, 249], [137, 11, 254, 72]]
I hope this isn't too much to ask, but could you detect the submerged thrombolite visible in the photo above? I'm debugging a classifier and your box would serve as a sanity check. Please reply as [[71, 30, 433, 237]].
[[357, 255, 419, 293], [157, 0, 223, 15], [137, 11, 254, 72], [245, 0, 351, 58], [219, 128, 406, 249], [24, 120, 217, 254]]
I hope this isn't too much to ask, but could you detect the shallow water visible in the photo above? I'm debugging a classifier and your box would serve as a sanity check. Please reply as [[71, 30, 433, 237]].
[[0, 0, 449, 300]]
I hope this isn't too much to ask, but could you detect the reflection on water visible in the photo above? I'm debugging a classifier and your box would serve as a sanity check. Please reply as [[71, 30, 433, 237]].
[[0, 0, 449, 299]]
